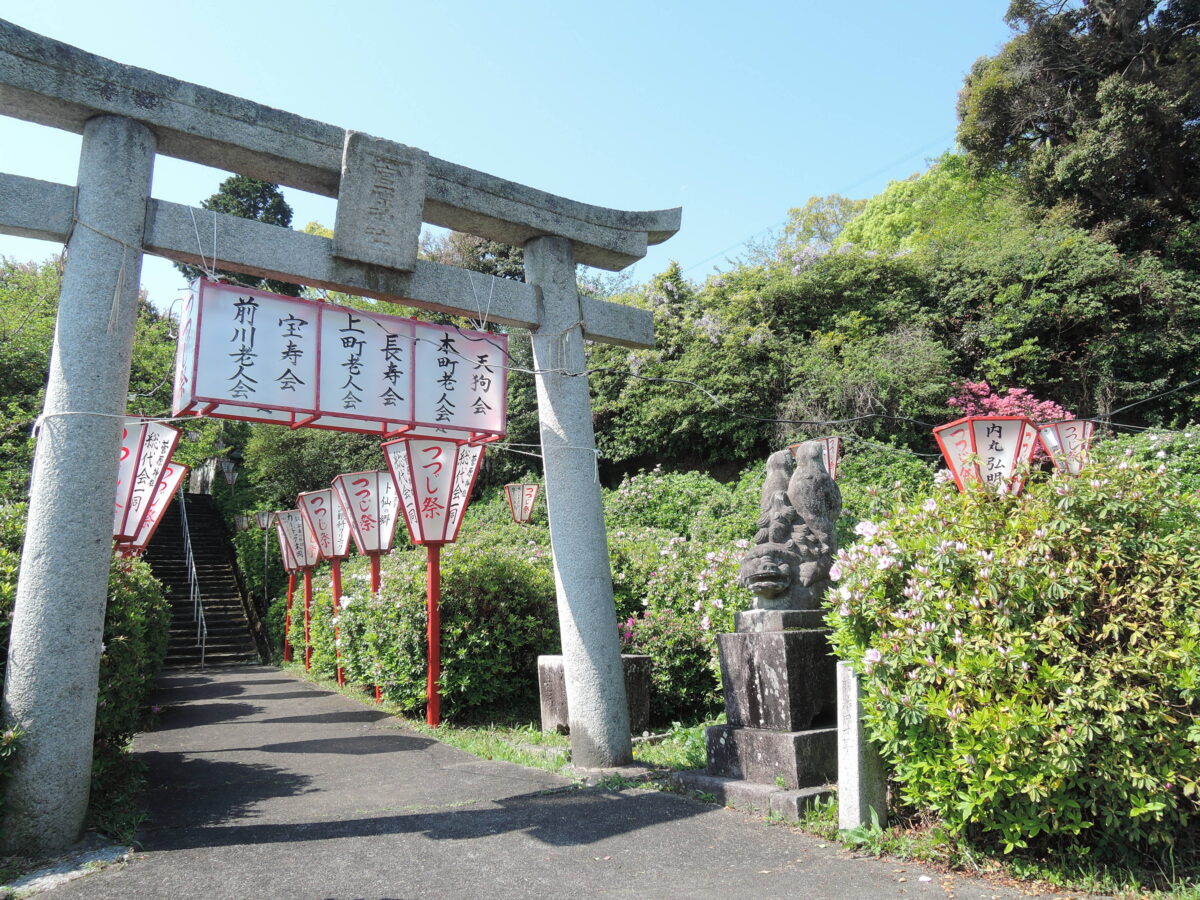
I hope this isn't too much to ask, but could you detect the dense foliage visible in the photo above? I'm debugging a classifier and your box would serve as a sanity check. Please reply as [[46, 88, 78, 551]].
[[827, 438, 1200, 861], [957, 0, 1200, 255], [0, 504, 169, 824]]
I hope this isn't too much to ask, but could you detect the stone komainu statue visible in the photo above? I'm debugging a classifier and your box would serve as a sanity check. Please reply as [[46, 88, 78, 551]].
[[736, 443, 842, 610]]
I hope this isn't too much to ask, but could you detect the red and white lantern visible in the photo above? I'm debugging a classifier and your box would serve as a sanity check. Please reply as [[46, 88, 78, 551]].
[[1037, 419, 1095, 476], [298, 489, 352, 563], [382, 436, 486, 727], [933, 415, 1040, 495], [503, 483, 540, 524], [383, 438, 485, 546], [272, 515, 299, 661], [332, 470, 401, 592], [113, 420, 181, 543], [275, 509, 321, 669], [299, 487, 354, 685], [788, 436, 842, 481], [115, 462, 189, 558]]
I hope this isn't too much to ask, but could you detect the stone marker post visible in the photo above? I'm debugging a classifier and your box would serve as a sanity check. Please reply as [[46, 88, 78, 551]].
[[837, 661, 888, 830], [525, 235, 632, 767], [0, 115, 155, 853]]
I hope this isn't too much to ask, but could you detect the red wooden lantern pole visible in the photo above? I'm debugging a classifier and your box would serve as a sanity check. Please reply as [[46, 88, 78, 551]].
[[283, 572, 296, 662], [332, 470, 401, 703], [383, 436, 486, 727], [275, 509, 321, 669], [300, 488, 353, 686]]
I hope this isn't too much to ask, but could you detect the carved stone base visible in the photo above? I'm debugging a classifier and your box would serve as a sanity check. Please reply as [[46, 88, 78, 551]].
[[717, 629, 837, 731], [705, 724, 837, 790]]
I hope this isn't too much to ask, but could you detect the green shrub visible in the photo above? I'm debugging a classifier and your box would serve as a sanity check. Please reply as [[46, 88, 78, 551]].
[[827, 451, 1200, 861], [292, 522, 559, 719], [612, 529, 750, 723], [0, 502, 169, 825]]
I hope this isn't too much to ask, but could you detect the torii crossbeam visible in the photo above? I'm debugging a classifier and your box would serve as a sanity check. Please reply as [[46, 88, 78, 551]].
[[0, 19, 680, 854]]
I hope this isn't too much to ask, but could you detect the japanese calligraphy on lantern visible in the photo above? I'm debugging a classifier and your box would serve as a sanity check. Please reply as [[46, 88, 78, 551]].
[[331, 471, 400, 555], [113, 420, 181, 542], [275, 517, 299, 573], [275, 509, 321, 569], [298, 488, 352, 560], [120, 462, 189, 554], [503, 483, 539, 523], [173, 279, 507, 440], [1037, 419, 1095, 476], [383, 438, 485, 544], [932, 415, 1040, 495]]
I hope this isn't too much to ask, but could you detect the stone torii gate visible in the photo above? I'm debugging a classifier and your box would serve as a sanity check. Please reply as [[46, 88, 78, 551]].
[[0, 20, 680, 853]]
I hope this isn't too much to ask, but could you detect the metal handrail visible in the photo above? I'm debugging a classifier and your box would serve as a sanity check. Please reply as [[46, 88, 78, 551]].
[[177, 487, 207, 668]]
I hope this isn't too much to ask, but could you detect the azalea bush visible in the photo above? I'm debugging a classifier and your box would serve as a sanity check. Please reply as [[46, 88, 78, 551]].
[[612, 528, 750, 722], [294, 521, 558, 719], [827, 443, 1200, 861]]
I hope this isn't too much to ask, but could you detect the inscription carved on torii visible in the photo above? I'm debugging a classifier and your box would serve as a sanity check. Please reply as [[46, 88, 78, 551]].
[[0, 18, 680, 854]]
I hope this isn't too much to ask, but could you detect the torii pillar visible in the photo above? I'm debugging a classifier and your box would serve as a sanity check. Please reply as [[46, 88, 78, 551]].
[[526, 236, 632, 766]]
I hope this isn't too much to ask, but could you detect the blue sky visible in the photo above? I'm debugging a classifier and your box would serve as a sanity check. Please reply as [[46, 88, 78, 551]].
[[0, 2, 1014, 308]]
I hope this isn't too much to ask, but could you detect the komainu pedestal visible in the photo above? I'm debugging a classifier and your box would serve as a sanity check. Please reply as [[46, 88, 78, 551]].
[[705, 610, 837, 790]]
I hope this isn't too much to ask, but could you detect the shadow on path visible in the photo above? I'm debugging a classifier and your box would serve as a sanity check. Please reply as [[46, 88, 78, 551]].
[[140, 753, 317, 829], [150, 701, 261, 731], [143, 784, 708, 852]]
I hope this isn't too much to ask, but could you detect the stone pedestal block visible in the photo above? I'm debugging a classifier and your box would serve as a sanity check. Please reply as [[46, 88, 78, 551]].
[[538, 654, 650, 736], [734, 609, 825, 633], [717, 630, 836, 732], [705, 724, 837, 790]]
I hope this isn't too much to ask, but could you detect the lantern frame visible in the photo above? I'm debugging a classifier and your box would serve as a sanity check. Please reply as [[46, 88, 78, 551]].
[[113, 419, 181, 543], [274, 517, 299, 573], [1037, 419, 1096, 476], [274, 509, 321, 570], [503, 483, 540, 524], [116, 463, 189, 557], [788, 436, 842, 481], [331, 470, 401, 556], [382, 437, 485, 545], [254, 510, 272, 529], [298, 487, 353, 561], [932, 415, 1041, 495]]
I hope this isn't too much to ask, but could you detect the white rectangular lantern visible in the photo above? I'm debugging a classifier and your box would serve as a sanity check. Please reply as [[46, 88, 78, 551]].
[[274, 509, 321, 570], [383, 438, 485, 544], [173, 279, 507, 441], [331, 471, 401, 555], [788, 436, 842, 480], [1037, 419, 1095, 476], [503, 483, 539, 523], [121, 462, 189, 554], [298, 488, 352, 561], [933, 415, 1040, 495], [113, 419, 181, 542]]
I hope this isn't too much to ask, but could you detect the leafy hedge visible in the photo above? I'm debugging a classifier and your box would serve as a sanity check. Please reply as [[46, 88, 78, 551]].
[[0, 503, 169, 824], [291, 518, 559, 719], [827, 443, 1200, 861]]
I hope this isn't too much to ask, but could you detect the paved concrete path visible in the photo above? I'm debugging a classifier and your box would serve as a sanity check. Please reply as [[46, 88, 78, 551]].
[[48, 667, 1070, 899]]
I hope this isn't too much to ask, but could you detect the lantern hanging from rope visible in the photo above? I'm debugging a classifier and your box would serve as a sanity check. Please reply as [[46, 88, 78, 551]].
[[932, 415, 1040, 496]]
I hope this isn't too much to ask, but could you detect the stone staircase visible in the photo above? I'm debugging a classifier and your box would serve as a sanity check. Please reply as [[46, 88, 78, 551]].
[[145, 493, 262, 668]]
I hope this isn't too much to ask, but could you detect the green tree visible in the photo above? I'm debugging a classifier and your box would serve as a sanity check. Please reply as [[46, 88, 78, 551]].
[[957, 0, 1200, 252], [175, 175, 301, 295], [780, 193, 867, 251]]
